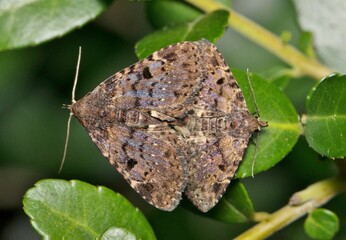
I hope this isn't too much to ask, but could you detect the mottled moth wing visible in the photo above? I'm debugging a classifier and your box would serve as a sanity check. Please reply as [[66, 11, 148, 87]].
[[104, 41, 204, 116], [71, 42, 204, 210], [184, 40, 262, 212], [107, 124, 187, 210], [71, 39, 265, 212]]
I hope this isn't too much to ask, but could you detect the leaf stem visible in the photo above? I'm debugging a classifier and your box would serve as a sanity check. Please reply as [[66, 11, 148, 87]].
[[235, 176, 346, 240], [185, 0, 333, 80]]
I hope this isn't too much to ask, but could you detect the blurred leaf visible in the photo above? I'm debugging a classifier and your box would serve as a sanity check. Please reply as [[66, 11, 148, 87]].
[[298, 31, 316, 59], [280, 31, 292, 44], [304, 74, 346, 158], [304, 208, 339, 240], [260, 66, 294, 90], [23, 179, 155, 240], [0, 0, 112, 51], [145, 0, 231, 29], [284, 137, 336, 183], [135, 10, 229, 59], [217, 0, 232, 7], [283, 76, 317, 114], [145, 0, 202, 29], [270, 74, 291, 90], [206, 181, 254, 223], [232, 69, 301, 177], [294, 0, 346, 72]]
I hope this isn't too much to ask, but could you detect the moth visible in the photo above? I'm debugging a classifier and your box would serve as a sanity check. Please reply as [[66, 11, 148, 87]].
[[68, 39, 267, 212]]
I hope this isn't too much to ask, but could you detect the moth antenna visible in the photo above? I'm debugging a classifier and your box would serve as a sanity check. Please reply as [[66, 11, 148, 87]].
[[247, 69, 264, 177], [246, 68, 260, 117], [251, 132, 259, 178], [59, 46, 82, 173], [72, 46, 82, 104], [59, 112, 73, 173]]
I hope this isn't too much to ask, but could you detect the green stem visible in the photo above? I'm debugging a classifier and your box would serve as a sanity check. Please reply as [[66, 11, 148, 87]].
[[235, 177, 346, 240], [185, 0, 333, 80]]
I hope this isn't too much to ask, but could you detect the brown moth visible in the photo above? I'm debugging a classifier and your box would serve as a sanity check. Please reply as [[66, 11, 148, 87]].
[[68, 39, 267, 212]]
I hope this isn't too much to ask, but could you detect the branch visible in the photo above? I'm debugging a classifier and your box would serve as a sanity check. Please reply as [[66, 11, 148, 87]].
[[235, 177, 346, 240], [185, 0, 333, 80]]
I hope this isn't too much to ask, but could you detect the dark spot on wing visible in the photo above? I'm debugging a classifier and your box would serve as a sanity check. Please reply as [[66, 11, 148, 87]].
[[216, 78, 225, 85], [218, 164, 225, 171], [211, 56, 219, 66], [143, 67, 153, 79], [126, 158, 138, 170], [236, 92, 244, 101], [137, 183, 154, 201], [213, 183, 222, 193], [162, 52, 176, 61], [182, 62, 190, 68]]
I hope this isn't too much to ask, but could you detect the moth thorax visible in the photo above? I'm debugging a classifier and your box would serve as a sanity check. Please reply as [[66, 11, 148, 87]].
[[186, 116, 230, 133], [115, 109, 146, 127]]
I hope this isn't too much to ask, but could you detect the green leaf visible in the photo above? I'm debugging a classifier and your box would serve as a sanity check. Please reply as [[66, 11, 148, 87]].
[[0, 0, 112, 51], [101, 227, 137, 240], [206, 181, 254, 223], [232, 69, 301, 177], [280, 31, 292, 44], [135, 10, 229, 59], [269, 74, 292, 91], [304, 208, 339, 240], [23, 179, 155, 240], [294, 0, 346, 72], [260, 66, 294, 90], [298, 31, 316, 59], [145, 0, 202, 29], [304, 74, 346, 158], [145, 0, 231, 29], [217, 0, 232, 7]]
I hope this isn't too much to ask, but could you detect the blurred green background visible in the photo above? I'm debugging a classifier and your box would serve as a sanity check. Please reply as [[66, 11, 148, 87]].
[[0, 0, 343, 239]]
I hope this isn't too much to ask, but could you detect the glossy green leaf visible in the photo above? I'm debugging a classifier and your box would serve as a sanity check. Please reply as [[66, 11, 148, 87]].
[[23, 179, 155, 240], [206, 181, 254, 223], [135, 10, 229, 59], [101, 227, 137, 240], [304, 208, 339, 240], [305, 74, 346, 158], [0, 0, 112, 51], [145, 0, 202, 29], [232, 69, 301, 177]]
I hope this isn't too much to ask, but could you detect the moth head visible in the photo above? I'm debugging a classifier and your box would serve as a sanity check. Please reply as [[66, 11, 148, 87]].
[[70, 93, 106, 127]]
